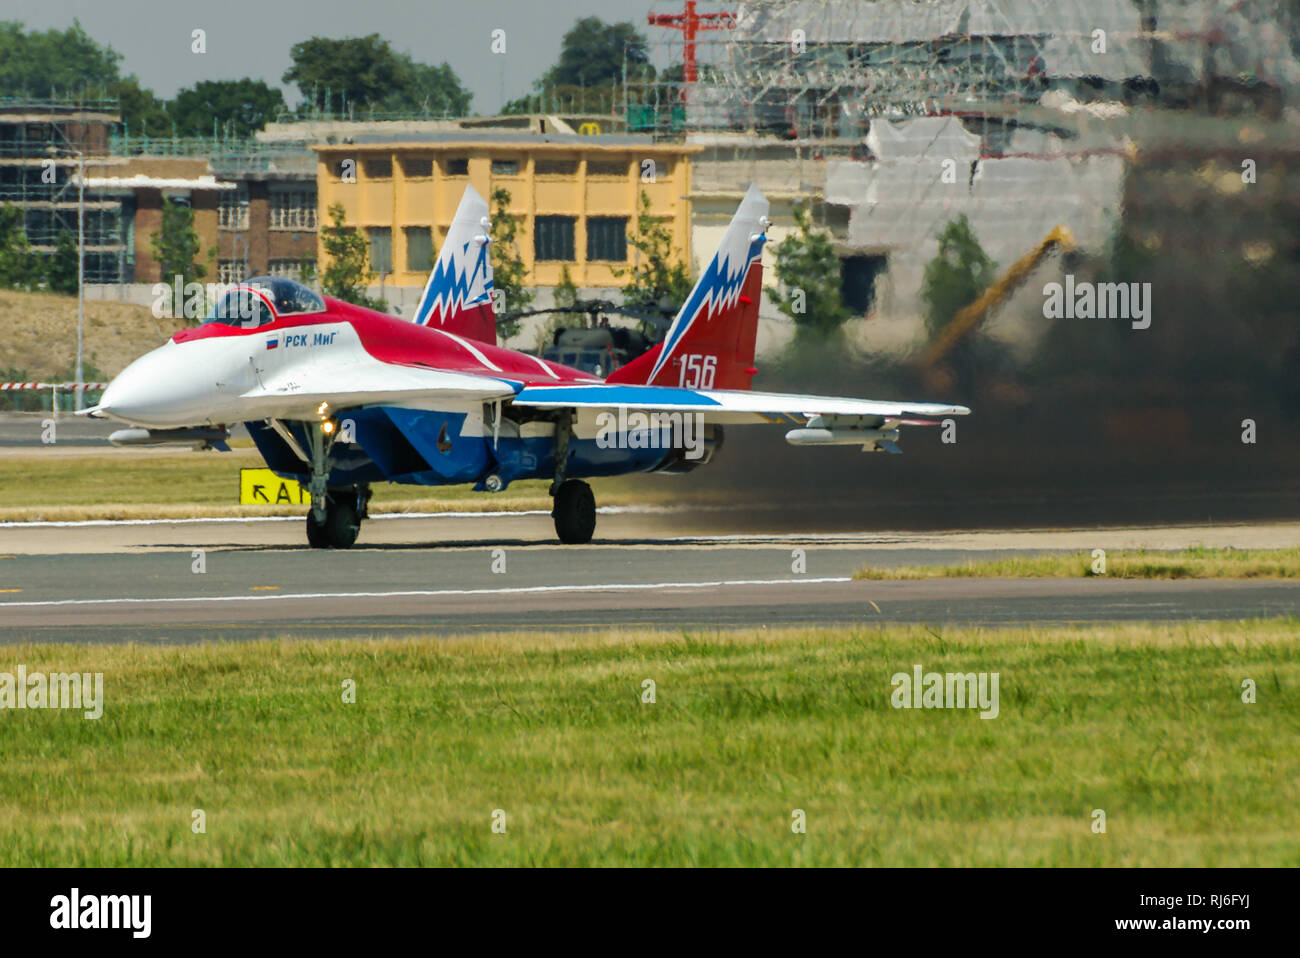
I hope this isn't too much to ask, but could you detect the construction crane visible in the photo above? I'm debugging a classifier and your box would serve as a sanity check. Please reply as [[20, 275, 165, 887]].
[[917, 225, 1076, 387]]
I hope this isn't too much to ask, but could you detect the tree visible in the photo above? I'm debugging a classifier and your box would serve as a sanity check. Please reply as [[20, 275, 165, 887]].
[[921, 215, 998, 395], [111, 76, 172, 139], [506, 17, 652, 115], [0, 20, 120, 98], [47, 229, 79, 295], [383, 55, 471, 116], [544, 18, 651, 89], [554, 264, 579, 310], [168, 79, 285, 137], [319, 203, 385, 310], [150, 198, 208, 292], [769, 204, 851, 338], [618, 190, 692, 311], [489, 188, 533, 340], [921, 215, 997, 339], [283, 35, 470, 117], [0, 205, 37, 289]]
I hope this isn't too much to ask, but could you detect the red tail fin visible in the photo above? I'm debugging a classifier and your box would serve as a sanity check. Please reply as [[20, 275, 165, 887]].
[[608, 185, 769, 391]]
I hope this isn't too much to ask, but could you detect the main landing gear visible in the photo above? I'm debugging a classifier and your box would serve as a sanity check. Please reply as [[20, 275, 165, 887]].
[[549, 411, 595, 544]]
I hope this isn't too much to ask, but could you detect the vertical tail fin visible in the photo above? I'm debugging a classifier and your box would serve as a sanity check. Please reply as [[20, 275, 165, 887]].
[[413, 185, 497, 345], [608, 184, 769, 390]]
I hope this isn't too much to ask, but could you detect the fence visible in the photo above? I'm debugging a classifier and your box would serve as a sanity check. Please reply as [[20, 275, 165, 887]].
[[0, 382, 108, 415]]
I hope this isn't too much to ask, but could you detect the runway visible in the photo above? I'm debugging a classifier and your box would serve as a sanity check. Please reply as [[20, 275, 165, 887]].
[[2, 514, 1299, 642]]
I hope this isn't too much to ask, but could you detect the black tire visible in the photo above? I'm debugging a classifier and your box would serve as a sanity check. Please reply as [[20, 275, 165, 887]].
[[306, 510, 329, 549], [552, 479, 596, 544], [305, 491, 361, 549]]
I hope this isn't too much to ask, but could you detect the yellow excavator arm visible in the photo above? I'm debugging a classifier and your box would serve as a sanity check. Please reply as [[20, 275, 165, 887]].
[[918, 225, 1076, 372]]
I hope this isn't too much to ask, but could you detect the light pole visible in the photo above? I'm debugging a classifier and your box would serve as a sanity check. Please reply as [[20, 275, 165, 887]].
[[75, 151, 84, 411]]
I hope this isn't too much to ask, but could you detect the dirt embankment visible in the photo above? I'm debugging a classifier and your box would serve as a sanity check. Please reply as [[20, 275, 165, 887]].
[[0, 289, 185, 380]]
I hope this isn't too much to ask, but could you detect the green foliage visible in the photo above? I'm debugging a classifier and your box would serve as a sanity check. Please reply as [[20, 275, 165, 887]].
[[921, 215, 997, 339], [489, 188, 533, 340], [618, 191, 692, 311], [149, 198, 208, 290], [319, 203, 385, 310], [384, 56, 471, 116], [554, 264, 579, 310], [769, 204, 851, 337], [0, 205, 38, 290], [0, 20, 120, 98], [283, 35, 470, 116], [168, 78, 285, 137], [110, 76, 172, 138], [545, 17, 651, 88], [505, 17, 652, 115], [47, 229, 79, 295]]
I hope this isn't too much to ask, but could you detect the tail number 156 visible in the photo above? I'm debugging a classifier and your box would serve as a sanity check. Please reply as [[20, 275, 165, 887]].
[[677, 353, 717, 390]]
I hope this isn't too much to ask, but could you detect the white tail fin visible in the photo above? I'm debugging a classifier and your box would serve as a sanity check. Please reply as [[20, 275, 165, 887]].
[[412, 185, 496, 345]]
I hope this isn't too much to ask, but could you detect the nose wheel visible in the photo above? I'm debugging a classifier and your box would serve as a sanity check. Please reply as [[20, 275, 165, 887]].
[[306, 486, 368, 549], [551, 478, 596, 544]]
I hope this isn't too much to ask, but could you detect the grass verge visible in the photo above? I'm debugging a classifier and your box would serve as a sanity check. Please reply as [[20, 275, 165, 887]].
[[0, 450, 646, 522], [1, 622, 1295, 866], [855, 547, 1300, 580]]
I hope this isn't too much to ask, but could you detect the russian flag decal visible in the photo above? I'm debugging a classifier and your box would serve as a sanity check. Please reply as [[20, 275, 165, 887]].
[[265, 336, 279, 350]]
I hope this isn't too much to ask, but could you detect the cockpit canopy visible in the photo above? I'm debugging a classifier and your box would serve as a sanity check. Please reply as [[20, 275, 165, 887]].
[[202, 277, 326, 328]]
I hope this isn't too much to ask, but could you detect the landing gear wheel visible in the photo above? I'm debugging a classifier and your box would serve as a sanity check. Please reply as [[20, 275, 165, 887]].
[[306, 491, 361, 549], [552, 479, 596, 544]]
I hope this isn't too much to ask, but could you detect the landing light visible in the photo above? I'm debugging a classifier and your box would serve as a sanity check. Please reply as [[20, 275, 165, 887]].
[[317, 401, 330, 418], [322, 420, 336, 435]]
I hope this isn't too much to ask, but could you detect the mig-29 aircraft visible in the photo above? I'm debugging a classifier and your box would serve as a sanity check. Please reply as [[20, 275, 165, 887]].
[[88, 184, 970, 548]]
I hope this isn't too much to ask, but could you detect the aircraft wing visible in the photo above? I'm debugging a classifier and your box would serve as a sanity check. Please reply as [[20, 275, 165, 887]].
[[240, 362, 517, 420], [510, 383, 970, 422]]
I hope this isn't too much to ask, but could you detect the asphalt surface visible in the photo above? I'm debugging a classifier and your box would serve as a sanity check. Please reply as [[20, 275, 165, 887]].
[[2, 519, 1299, 642]]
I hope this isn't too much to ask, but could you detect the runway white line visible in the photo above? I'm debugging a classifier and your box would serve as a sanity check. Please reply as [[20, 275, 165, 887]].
[[0, 576, 853, 608]]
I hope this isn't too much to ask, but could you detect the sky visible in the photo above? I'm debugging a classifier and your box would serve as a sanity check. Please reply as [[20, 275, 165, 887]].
[[7, 0, 688, 113]]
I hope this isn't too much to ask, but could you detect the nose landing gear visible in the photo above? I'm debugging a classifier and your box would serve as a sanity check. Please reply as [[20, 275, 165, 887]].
[[306, 490, 361, 549]]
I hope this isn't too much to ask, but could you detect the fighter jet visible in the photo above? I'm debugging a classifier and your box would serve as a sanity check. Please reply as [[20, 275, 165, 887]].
[[90, 184, 969, 548]]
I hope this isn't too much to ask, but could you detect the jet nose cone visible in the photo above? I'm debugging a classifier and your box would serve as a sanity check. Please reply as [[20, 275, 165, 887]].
[[100, 343, 207, 428]]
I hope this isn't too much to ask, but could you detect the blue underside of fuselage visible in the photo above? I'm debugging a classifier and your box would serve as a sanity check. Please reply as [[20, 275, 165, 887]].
[[244, 407, 672, 491]]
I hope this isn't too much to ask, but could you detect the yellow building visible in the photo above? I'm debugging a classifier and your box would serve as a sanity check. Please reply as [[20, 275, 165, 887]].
[[313, 132, 699, 289]]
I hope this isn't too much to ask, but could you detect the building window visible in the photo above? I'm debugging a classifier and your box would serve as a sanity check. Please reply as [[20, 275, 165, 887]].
[[443, 157, 469, 177], [536, 158, 578, 176], [218, 184, 249, 230], [534, 216, 576, 262], [367, 227, 392, 274], [491, 158, 520, 176], [268, 259, 313, 281], [405, 226, 434, 272], [586, 217, 628, 262], [587, 159, 628, 177], [401, 157, 433, 178], [269, 190, 317, 230], [363, 157, 393, 179], [841, 254, 888, 315], [217, 259, 248, 284]]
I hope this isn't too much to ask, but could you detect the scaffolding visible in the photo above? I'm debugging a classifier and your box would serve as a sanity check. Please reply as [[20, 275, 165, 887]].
[[627, 0, 1299, 140], [0, 98, 127, 282]]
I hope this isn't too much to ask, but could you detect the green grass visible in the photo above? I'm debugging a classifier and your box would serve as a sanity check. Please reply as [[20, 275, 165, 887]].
[[0, 450, 645, 521], [856, 547, 1300, 580], [1, 622, 1296, 866]]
